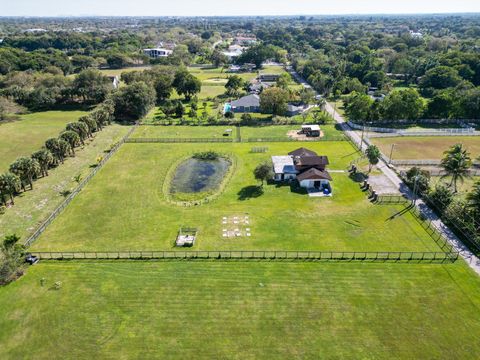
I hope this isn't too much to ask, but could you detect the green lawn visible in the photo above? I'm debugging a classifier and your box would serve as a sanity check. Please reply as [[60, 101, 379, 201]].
[[1, 261, 480, 359], [0, 110, 89, 171], [131, 125, 235, 138], [371, 136, 480, 160], [31, 141, 441, 252], [0, 124, 131, 240], [240, 125, 343, 140]]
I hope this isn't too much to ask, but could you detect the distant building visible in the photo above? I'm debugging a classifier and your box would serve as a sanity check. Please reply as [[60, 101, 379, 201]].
[[143, 48, 173, 58], [233, 36, 257, 46], [259, 74, 280, 82], [222, 44, 245, 59], [409, 30, 423, 38]]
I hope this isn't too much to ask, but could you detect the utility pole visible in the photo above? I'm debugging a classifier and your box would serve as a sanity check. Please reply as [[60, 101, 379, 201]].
[[389, 143, 396, 164], [413, 175, 419, 206]]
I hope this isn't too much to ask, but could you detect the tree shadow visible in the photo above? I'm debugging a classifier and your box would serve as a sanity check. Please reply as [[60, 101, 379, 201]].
[[237, 185, 264, 200]]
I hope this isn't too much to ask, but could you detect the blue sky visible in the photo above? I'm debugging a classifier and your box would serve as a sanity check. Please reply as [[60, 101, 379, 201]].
[[2, 0, 480, 17]]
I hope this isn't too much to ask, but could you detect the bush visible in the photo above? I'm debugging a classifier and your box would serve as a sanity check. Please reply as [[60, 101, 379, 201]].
[[193, 151, 220, 160]]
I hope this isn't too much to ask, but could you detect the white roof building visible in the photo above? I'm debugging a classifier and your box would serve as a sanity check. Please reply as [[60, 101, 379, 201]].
[[271, 156, 298, 175], [143, 48, 173, 58]]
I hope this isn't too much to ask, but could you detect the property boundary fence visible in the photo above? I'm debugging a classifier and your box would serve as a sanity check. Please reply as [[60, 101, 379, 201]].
[[347, 120, 477, 136], [23, 124, 138, 247], [245, 135, 346, 142], [125, 136, 346, 143], [29, 250, 458, 262], [126, 137, 234, 143]]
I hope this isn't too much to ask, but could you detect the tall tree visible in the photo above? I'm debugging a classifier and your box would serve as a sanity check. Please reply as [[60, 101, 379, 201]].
[[254, 163, 273, 187], [467, 182, 480, 216], [225, 75, 244, 97], [0, 173, 20, 205], [173, 71, 201, 101], [441, 144, 472, 192], [73, 68, 112, 104], [365, 145, 381, 173], [259, 87, 289, 115], [9, 157, 40, 191], [31, 149, 53, 177], [59, 131, 80, 156]]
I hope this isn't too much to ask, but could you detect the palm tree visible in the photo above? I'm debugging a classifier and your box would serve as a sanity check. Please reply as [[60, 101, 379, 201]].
[[31, 149, 53, 177], [66, 122, 89, 145], [0, 173, 20, 205], [467, 181, 480, 216], [45, 138, 63, 165], [79, 116, 98, 137], [9, 157, 40, 191], [365, 145, 381, 173], [441, 144, 472, 193], [59, 131, 80, 156], [57, 139, 72, 162]]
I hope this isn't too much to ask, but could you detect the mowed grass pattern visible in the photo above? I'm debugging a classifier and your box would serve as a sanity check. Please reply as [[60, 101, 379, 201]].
[[0, 110, 88, 171], [371, 136, 480, 160], [33, 142, 440, 252], [1, 262, 480, 359]]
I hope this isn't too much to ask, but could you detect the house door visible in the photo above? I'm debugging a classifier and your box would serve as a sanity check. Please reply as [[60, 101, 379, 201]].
[[314, 181, 321, 188], [281, 174, 285, 181]]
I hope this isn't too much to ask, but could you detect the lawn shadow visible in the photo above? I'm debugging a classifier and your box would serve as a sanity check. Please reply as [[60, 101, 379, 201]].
[[385, 204, 414, 221], [238, 185, 264, 200]]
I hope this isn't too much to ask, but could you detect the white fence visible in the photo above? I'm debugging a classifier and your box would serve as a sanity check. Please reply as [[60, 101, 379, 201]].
[[347, 121, 477, 136]]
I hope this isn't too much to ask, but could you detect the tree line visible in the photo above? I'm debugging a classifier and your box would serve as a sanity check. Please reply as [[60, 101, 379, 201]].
[[0, 100, 115, 209]]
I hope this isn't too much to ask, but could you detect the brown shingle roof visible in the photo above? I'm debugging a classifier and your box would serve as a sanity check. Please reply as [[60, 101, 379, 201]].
[[288, 147, 317, 157], [297, 168, 333, 181], [294, 155, 329, 167]]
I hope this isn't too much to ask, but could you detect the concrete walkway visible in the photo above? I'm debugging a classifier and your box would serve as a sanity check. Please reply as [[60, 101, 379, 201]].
[[324, 101, 480, 275]]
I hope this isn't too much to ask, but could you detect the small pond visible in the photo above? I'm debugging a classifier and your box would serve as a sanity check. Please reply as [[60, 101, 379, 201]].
[[171, 157, 231, 194]]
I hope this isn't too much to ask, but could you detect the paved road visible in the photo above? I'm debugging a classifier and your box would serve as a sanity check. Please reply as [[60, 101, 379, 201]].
[[324, 101, 480, 275], [287, 65, 480, 275]]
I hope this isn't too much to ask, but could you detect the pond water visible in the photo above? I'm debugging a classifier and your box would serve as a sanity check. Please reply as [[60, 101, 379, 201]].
[[171, 157, 230, 194]]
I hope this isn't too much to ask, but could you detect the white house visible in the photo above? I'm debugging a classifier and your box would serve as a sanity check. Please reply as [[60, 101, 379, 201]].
[[271, 148, 332, 196], [143, 48, 173, 58], [272, 156, 298, 181]]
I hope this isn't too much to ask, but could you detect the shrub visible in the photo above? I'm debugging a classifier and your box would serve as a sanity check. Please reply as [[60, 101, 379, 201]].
[[193, 151, 220, 160]]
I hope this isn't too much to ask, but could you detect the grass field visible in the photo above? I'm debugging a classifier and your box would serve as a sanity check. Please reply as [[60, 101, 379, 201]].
[[0, 110, 89, 171], [31, 141, 442, 252], [431, 176, 480, 197], [1, 261, 480, 359], [0, 124, 131, 240], [131, 124, 342, 139], [131, 125, 235, 138], [371, 136, 480, 160]]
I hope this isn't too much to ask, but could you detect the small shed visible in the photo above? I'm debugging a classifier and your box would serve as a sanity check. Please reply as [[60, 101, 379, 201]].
[[299, 124, 321, 137], [176, 227, 197, 247]]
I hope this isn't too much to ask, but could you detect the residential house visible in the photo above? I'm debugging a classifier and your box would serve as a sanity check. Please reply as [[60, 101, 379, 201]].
[[271, 148, 332, 195], [143, 48, 173, 58], [229, 94, 261, 113]]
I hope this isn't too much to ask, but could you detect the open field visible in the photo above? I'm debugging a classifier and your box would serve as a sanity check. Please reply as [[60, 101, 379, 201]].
[[1, 261, 480, 359], [0, 124, 131, 240], [131, 124, 342, 140], [132, 125, 234, 138], [371, 136, 480, 160], [31, 141, 442, 252], [240, 124, 342, 140], [0, 110, 89, 171]]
